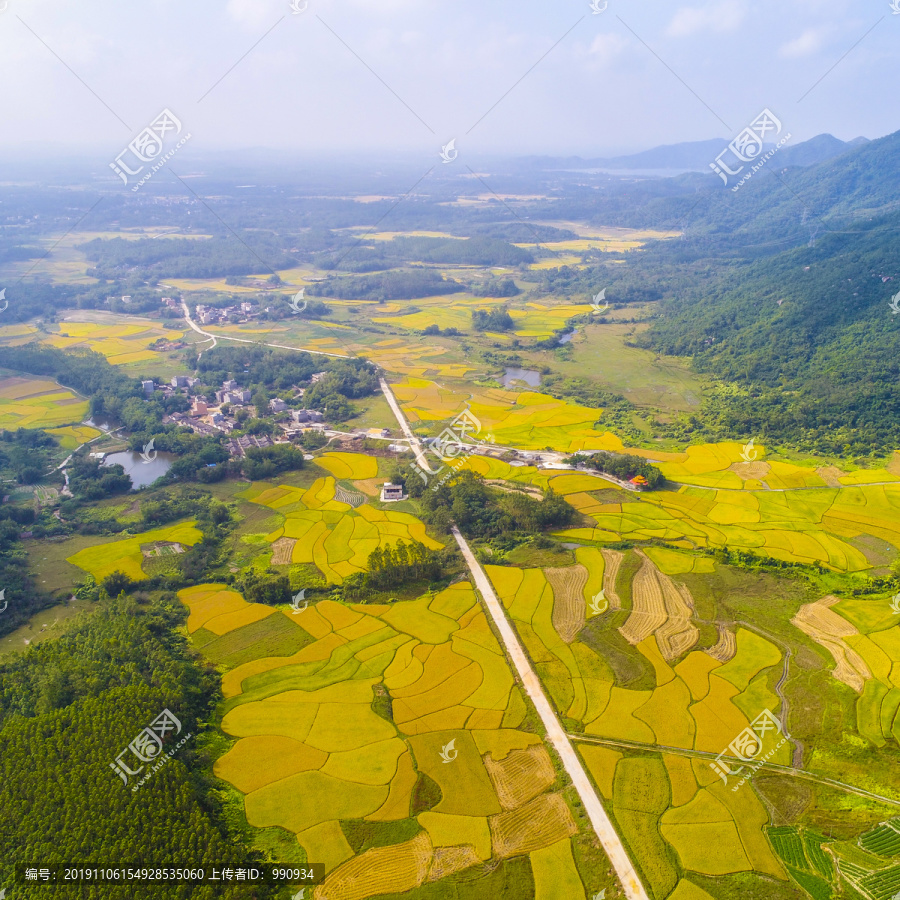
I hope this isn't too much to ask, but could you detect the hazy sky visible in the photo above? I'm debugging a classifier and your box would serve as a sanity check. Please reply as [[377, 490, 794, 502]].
[[1, 0, 897, 164]]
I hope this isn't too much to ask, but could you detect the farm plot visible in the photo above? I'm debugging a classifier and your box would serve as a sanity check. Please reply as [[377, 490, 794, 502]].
[[42, 319, 185, 366], [46, 424, 102, 450], [579, 746, 787, 899], [67, 521, 202, 581], [191, 582, 594, 899], [0, 375, 89, 429], [555, 475, 895, 573], [618, 552, 698, 661], [393, 376, 626, 453], [239, 476, 442, 584], [793, 595, 900, 749]]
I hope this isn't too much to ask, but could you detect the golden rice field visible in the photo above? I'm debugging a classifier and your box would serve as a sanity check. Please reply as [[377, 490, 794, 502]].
[[394, 376, 625, 453], [240, 473, 443, 584], [42, 320, 186, 366], [184, 580, 601, 898], [486, 548, 796, 896], [46, 424, 102, 450], [797, 594, 900, 747], [0, 375, 89, 429], [67, 521, 203, 581], [372, 296, 587, 341]]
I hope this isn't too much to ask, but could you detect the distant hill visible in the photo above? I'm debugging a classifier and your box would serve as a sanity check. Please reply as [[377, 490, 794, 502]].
[[516, 133, 868, 173]]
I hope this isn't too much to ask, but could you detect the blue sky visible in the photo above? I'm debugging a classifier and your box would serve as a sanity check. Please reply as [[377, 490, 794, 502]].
[[0, 0, 896, 161]]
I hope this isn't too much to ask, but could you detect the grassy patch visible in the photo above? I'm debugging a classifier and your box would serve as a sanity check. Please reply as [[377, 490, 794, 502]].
[[195, 614, 314, 667], [410, 772, 442, 817], [340, 817, 421, 854]]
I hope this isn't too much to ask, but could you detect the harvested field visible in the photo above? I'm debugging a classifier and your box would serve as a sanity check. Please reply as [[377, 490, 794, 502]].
[[353, 478, 382, 497], [601, 548, 624, 610], [489, 793, 577, 858], [816, 466, 845, 488], [619, 552, 667, 644], [315, 831, 432, 900], [706, 626, 737, 662], [271, 537, 296, 565], [655, 578, 698, 661], [485, 744, 555, 811], [619, 552, 697, 660], [427, 845, 480, 881], [728, 461, 771, 480], [335, 485, 366, 507], [545, 565, 588, 643], [792, 596, 871, 692]]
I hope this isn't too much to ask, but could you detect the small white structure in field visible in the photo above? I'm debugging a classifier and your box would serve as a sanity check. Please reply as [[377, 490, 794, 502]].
[[380, 483, 407, 503]]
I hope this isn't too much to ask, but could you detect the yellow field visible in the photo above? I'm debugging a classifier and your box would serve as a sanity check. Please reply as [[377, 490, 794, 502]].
[[46, 424, 102, 449], [241, 476, 442, 584], [42, 320, 186, 366], [395, 376, 625, 453], [67, 522, 203, 581], [0, 375, 88, 429], [189, 580, 584, 891], [314, 452, 379, 480]]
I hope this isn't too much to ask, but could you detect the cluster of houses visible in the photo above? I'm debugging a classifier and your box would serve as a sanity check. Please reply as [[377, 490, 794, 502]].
[[195, 303, 256, 326], [226, 434, 276, 458], [153, 376, 333, 456]]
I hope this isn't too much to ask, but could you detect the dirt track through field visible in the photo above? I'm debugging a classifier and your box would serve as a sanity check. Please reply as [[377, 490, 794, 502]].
[[546, 565, 588, 643]]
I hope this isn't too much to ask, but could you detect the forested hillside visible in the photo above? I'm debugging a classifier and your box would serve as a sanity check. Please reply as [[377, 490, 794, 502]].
[[0, 594, 274, 898]]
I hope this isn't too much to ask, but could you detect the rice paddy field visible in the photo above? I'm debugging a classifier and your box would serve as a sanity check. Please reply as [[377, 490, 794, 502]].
[[45, 424, 103, 450], [41, 318, 187, 367], [483, 536, 900, 900], [239, 461, 444, 584], [66, 521, 203, 581], [0, 374, 89, 429], [184, 573, 612, 899]]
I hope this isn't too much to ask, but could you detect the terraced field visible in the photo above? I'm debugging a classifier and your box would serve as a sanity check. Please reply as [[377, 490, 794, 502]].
[[184, 580, 612, 899], [486, 546, 803, 899], [240, 472, 442, 584], [0, 374, 89, 429], [41, 319, 186, 366]]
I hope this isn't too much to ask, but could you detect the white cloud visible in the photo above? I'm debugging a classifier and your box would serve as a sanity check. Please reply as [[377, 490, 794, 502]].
[[226, 0, 282, 29], [779, 28, 826, 59], [666, 0, 746, 38], [588, 32, 628, 66]]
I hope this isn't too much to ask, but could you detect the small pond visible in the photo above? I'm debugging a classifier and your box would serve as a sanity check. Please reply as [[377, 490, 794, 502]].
[[500, 368, 542, 388], [103, 450, 175, 489]]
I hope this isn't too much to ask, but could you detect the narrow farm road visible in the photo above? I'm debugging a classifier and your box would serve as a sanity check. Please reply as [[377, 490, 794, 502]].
[[181, 303, 350, 360], [379, 377, 429, 469], [571, 734, 900, 810], [452, 526, 651, 900]]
